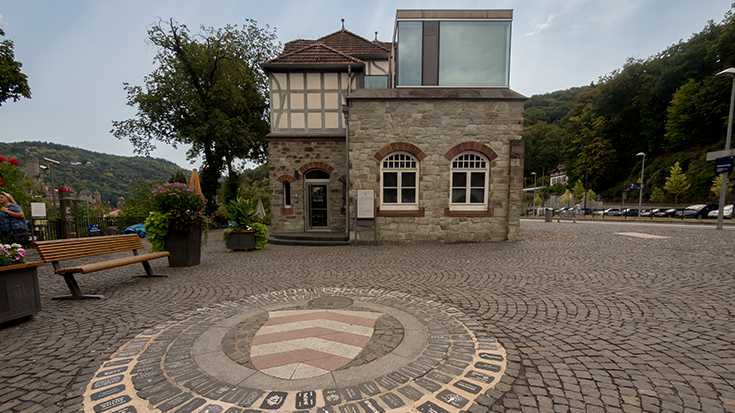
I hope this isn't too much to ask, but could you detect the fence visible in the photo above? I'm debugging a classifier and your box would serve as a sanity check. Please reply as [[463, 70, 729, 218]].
[[30, 216, 147, 241]]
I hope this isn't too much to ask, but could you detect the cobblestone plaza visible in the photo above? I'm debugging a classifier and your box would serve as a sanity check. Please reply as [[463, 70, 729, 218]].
[[1, 220, 734, 412]]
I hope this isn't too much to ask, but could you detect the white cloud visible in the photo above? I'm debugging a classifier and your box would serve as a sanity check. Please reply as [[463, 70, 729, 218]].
[[526, 13, 558, 36]]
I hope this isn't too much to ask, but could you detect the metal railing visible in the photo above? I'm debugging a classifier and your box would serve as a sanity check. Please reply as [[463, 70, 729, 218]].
[[30, 217, 147, 241]]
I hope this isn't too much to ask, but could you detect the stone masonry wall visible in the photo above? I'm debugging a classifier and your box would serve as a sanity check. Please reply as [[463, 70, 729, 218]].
[[269, 139, 346, 233], [348, 96, 524, 244]]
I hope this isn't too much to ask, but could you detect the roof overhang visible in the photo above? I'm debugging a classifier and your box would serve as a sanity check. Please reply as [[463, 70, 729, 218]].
[[347, 87, 527, 100]]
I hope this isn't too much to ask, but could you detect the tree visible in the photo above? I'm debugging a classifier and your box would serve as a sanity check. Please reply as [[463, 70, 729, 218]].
[[112, 19, 281, 213], [169, 169, 188, 184], [664, 162, 690, 210], [560, 189, 574, 207], [710, 174, 733, 201], [0, 157, 39, 214], [585, 189, 597, 205], [119, 179, 161, 217], [571, 181, 585, 203], [0, 28, 31, 106], [650, 186, 666, 205]]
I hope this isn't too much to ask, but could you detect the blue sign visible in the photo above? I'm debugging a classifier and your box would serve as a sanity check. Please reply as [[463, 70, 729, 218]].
[[89, 223, 101, 233], [629, 183, 641, 190], [715, 156, 734, 173]]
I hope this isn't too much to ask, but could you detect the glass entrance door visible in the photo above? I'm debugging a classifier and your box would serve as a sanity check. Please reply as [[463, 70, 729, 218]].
[[308, 184, 328, 229]]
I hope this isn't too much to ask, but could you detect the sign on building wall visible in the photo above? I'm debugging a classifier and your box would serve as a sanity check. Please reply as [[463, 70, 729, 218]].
[[357, 190, 375, 219]]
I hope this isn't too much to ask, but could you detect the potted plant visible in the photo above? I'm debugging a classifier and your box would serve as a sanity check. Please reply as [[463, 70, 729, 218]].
[[144, 183, 209, 267], [0, 243, 43, 324], [223, 196, 267, 251]]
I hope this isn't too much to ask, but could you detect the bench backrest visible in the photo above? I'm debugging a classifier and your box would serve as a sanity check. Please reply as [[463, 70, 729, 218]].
[[34, 234, 146, 263]]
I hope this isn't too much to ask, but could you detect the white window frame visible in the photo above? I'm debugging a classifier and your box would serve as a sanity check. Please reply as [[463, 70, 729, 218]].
[[450, 152, 489, 211], [380, 152, 419, 211]]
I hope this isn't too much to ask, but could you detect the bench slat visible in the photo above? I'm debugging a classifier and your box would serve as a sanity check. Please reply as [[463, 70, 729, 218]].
[[34, 234, 146, 262], [55, 252, 170, 274]]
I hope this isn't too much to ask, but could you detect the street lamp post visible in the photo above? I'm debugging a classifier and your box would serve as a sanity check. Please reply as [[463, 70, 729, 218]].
[[636, 152, 645, 219], [583, 168, 589, 211], [531, 172, 537, 216], [716, 68, 735, 230]]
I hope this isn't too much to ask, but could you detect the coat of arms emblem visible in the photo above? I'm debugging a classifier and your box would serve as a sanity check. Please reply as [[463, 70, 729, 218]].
[[250, 309, 383, 379]]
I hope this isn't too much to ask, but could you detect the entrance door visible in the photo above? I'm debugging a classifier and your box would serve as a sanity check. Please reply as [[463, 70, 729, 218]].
[[308, 184, 328, 229]]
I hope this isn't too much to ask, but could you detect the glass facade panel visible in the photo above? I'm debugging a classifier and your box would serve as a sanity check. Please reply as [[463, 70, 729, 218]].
[[365, 75, 388, 89], [397, 21, 422, 86], [439, 21, 511, 86]]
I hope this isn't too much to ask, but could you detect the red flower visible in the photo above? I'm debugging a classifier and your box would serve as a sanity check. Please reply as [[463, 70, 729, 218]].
[[0, 157, 6, 163], [8, 158, 18, 166]]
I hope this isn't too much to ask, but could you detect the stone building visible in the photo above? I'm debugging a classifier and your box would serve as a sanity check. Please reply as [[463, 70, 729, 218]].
[[263, 9, 525, 243]]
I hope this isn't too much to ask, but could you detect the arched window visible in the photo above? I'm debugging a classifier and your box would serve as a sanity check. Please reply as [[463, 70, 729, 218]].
[[450, 152, 489, 210], [380, 152, 418, 210]]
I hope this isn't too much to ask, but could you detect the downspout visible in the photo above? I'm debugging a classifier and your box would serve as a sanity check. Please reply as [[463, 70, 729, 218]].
[[345, 64, 351, 241]]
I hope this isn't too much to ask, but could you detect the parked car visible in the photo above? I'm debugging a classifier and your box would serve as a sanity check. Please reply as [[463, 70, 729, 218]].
[[597, 208, 620, 216], [620, 208, 639, 217], [707, 204, 734, 219], [580, 208, 593, 216], [675, 204, 719, 219], [123, 223, 146, 238], [654, 208, 677, 217], [640, 208, 661, 217]]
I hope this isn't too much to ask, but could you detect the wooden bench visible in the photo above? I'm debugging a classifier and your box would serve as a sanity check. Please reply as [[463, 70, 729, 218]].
[[33, 234, 170, 300]]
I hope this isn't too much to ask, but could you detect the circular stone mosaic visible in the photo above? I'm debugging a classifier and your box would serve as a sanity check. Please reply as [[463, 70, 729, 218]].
[[82, 289, 507, 413]]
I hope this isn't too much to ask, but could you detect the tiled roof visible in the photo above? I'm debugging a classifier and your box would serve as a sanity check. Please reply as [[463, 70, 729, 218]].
[[263, 43, 365, 66], [316, 29, 391, 55], [279, 29, 391, 58]]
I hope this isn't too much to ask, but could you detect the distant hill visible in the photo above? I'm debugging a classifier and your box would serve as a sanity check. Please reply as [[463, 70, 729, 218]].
[[0, 141, 188, 205]]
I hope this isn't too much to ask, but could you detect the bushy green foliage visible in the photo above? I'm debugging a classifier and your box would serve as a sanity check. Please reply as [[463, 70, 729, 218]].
[[251, 222, 267, 250], [0, 156, 40, 214], [144, 211, 169, 253], [0, 28, 31, 106], [226, 196, 257, 230]]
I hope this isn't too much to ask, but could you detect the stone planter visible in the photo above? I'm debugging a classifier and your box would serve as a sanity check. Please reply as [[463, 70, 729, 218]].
[[227, 230, 255, 251], [164, 226, 202, 267], [0, 261, 43, 324]]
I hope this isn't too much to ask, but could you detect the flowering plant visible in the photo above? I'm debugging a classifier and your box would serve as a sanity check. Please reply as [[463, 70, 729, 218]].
[[0, 156, 20, 186], [144, 183, 210, 252], [0, 243, 26, 267], [149, 182, 206, 212]]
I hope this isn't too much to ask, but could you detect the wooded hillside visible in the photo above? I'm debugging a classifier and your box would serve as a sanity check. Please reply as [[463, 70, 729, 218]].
[[524, 6, 735, 203], [0, 141, 185, 205]]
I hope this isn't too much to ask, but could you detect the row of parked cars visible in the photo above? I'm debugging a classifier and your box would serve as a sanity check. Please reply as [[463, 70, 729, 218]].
[[553, 204, 734, 219]]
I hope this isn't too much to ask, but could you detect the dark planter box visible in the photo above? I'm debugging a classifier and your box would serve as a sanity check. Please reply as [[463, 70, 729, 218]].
[[165, 226, 202, 267], [0, 262, 43, 324], [227, 231, 255, 251]]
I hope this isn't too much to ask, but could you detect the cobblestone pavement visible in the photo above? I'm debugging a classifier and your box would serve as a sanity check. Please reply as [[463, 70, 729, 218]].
[[1, 220, 734, 412]]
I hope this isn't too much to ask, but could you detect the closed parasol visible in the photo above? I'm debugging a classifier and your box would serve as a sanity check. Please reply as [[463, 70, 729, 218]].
[[256, 198, 266, 221], [190, 169, 202, 194]]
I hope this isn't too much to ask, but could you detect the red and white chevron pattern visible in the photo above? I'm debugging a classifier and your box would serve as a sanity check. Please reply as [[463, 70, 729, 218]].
[[250, 309, 383, 379]]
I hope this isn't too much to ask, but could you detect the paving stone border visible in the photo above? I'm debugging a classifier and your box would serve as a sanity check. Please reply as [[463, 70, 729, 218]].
[[82, 288, 507, 413]]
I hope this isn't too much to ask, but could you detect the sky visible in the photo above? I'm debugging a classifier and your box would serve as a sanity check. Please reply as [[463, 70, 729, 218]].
[[1, 0, 733, 171]]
